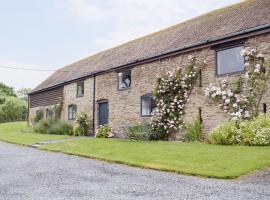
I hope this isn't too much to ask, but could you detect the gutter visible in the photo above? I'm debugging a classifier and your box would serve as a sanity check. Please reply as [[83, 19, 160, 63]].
[[92, 75, 96, 135], [29, 23, 270, 95]]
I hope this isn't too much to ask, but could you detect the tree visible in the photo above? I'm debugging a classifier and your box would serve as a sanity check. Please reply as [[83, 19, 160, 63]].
[[17, 88, 32, 102], [0, 82, 16, 97], [0, 97, 27, 122]]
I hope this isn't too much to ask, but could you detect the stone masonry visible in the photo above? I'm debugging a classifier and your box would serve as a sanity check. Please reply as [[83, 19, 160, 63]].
[[29, 32, 270, 138]]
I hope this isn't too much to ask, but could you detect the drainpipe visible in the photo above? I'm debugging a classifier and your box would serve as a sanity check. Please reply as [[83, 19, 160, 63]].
[[92, 75, 96, 135], [27, 95, 30, 127]]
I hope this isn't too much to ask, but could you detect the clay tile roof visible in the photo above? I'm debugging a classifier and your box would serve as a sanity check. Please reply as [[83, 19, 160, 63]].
[[32, 0, 270, 93]]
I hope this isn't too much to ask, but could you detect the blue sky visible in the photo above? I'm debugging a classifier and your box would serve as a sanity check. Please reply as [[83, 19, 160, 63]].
[[0, 0, 241, 90]]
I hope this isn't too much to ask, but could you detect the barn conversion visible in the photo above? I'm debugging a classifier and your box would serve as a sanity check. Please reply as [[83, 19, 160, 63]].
[[29, 0, 270, 137]]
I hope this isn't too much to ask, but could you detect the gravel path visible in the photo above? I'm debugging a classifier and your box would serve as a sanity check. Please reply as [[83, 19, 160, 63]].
[[0, 141, 269, 200]]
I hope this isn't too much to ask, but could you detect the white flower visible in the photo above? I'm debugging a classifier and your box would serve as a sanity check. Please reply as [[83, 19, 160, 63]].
[[245, 72, 249, 79], [225, 98, 230, 104], [188, 55, 194, 60], [257, 53, 264, 58], [232, 117, 238, 121], [245, 62, 250, 67], [233, 103, 238, 108]]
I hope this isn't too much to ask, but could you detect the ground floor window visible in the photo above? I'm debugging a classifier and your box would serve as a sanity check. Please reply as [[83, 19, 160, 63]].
[[141, 93, 156, 117], [68, 104, 77, 120], [46, 108, 53, 119]]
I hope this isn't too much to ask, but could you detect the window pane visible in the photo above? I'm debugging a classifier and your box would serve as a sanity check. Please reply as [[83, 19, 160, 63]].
[[77, 82, 84, 97], [68, 105, 76, 119], [118, 71, 131, 89], [217, 46, 244, 75], [141, 96, 151, 116]]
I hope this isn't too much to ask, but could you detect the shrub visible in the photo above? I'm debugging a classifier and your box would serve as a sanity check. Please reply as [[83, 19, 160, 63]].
[[253, 128, 270, 146], [238, 115, 270, 146], [208, 121, 237, 145], [33, 118, 55, 134], [185, 118, 203, 142], [95, 125, 113, 138], [0, 97, 27, 123], [73, 112, 89, 136], [124, 122, 152, 140], [208, 115, 270, 146], [34, 110, 44, 123], [48, 121, 73, 135]]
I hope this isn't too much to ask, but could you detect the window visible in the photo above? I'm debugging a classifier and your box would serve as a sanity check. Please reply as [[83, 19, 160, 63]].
[[141, 93, 156, 117], [77, 82, 84, 97], [217, 45, 244, 75], [68, 104, 77, 120], [46, 108, 53, 119], [118, 70, 131, 90]]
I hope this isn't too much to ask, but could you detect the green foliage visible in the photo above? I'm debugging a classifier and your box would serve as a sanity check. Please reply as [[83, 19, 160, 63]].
[[33, 118, 55, 134], [185, 118, 203, 142], [0, 96, 27, 123], [0, 82, 16, 97], [208, 121, 237, 145], [208, 115, 270, 146], [151, 56, 206, 139], [34, 110, 44, 123], [16, 88, 31, 101], [47, 121, 73, 135], [125, 122, 153, 140], [73, 112, 89, 136], [33, 118, 72, 135], [95, 125, 111, 138]]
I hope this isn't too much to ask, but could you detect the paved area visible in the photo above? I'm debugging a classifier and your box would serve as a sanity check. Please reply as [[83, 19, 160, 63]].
[[0, 141, 269, 200]]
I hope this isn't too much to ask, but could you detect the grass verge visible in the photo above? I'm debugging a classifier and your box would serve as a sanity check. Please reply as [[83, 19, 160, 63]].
[[0, 122, 70, 145], [40, 138, 270, 179]]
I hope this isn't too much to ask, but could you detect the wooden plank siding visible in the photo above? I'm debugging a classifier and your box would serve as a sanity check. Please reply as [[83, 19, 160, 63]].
[[29, 86, 63, 108]]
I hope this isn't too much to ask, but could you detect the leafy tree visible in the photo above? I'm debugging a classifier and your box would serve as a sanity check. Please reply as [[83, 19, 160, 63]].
[[17, 88, 32, 102], [0, 97, 27, 122], [0, 82, 16, 97]]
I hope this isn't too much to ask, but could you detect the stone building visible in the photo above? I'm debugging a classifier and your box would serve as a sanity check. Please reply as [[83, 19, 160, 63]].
[[28, 0, 270, 137]]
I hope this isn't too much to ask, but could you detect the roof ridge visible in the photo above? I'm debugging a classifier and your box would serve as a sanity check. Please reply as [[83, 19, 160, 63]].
[[58, 0, 248, 71]]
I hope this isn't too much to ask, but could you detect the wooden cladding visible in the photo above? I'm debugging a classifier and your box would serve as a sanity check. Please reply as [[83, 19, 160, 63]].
[[29, 86, 63, 108]]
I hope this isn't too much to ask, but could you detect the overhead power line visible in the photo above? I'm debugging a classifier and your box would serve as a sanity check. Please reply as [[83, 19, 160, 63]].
[[0, 65, 57, 72], [0, 65, 91, 73]]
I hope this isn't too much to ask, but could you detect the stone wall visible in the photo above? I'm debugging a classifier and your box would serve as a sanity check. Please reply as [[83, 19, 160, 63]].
[[29, 32, 270, 138], [62, 78, 94, 132]]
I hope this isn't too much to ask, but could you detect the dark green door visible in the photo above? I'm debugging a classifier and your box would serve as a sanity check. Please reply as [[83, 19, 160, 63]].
[[98, 102, 108, 125]]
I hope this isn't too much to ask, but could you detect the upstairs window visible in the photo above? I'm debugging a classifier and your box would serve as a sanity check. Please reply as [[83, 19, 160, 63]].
[[77, 81, 84, 97], [118, 70, 131, 90], [217, 45, 244, 75], [141, 93, 156, 117], [68, 104, 77, 120]]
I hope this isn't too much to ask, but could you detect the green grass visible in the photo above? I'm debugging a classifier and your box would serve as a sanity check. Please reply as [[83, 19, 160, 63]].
[[40, 138, 270, 179], [0, 122, 70, 145]]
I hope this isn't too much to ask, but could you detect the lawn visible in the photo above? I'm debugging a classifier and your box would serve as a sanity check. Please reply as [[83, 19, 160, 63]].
[[40, 138, 270, 179], [0, 122, 70, 145]]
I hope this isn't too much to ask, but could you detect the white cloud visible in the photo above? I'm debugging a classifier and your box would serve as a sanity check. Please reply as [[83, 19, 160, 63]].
[[0, 59, 53, 89], [59, 0, 241, 50]]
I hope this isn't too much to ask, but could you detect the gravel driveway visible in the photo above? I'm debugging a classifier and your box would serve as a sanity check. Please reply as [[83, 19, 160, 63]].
[[0, 141, 269, 200]]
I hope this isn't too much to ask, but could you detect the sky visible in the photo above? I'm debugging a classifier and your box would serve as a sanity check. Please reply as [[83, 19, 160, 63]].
[[0, 0, 241, 90]]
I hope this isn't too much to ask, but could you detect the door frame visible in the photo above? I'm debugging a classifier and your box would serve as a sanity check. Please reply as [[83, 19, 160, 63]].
[[97, 99, 109, 126]]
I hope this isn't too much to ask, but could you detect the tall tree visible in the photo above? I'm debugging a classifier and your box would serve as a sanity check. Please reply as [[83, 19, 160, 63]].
[[17, 88, 32, 102], [0, 82, 16, 97]]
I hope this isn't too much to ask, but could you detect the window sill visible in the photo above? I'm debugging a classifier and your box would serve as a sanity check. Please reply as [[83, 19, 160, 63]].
[[118, 87, 131, 91], [216, 70, 245, 77], [141, 115, 152, 118]]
